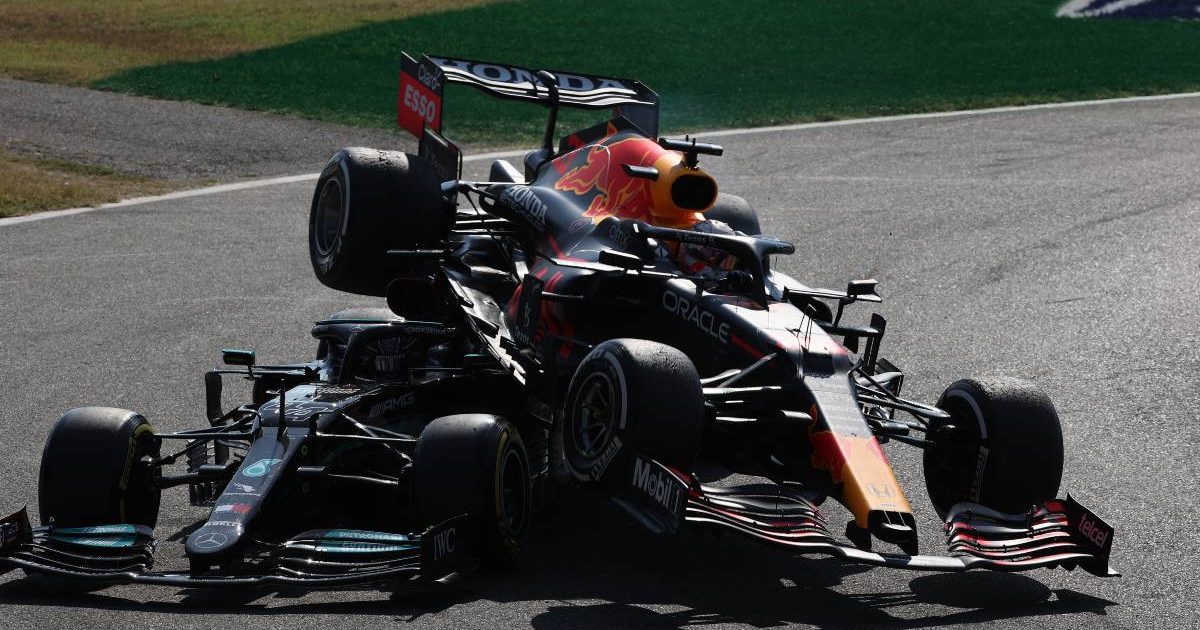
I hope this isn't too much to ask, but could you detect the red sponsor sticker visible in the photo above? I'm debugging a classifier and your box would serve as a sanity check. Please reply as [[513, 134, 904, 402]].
[[398, 71, 441, 138]]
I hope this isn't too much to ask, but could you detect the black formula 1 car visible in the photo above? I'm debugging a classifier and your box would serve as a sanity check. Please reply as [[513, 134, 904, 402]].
[[0, 54, 1116, 589]]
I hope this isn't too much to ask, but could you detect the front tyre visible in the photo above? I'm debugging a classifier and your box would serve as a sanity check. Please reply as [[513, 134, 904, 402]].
[[560, 339, 704, 483], [38, 407, 161, 527], [413, 414, 532, 569], [923, 378, 1064, 518]]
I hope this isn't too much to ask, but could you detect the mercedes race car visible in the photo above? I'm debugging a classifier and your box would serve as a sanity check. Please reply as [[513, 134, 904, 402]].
[[0, 54, 1116, 589]]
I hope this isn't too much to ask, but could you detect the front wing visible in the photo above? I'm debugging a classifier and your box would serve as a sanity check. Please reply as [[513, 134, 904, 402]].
[[0, 509, 471, 588], [613, 456, 1118, 577]]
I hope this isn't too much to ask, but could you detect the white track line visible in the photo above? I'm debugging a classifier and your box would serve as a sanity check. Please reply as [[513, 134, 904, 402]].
[[0, 173, 320, 227], [689, 90, 1200, 139], [4, 90, 1199, 228], [0, 152, 525, 227]]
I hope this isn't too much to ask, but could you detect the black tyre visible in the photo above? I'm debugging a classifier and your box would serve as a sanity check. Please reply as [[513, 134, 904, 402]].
[[309, 148, 448, 296], [705, 193, 761, 236], [923, 378, 1063, 518], [413, 414, 532, 568], [38, 407, 161, 528], [560, 339, 704, 482]]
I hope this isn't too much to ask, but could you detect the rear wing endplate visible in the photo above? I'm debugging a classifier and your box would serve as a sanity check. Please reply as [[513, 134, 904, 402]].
[[398, 53, 461, 184]]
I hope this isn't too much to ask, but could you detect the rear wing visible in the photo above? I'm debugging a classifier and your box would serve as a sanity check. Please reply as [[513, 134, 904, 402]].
[[432, 56, 657, 109], [398, 53, 660, 178]]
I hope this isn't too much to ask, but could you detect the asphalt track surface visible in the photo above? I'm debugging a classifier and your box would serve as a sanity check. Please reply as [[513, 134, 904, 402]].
[[1, 96, 1197, 629], [0, 78, 410, 182]]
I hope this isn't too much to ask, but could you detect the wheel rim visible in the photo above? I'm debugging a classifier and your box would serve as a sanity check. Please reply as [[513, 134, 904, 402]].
[[498, 448, 528, 535], [123, 422, 162, 527], [572, 372, 617, 461], [926, 396, 984, 511], [934, 397, 983, 469], [314, 178, 345, 257]]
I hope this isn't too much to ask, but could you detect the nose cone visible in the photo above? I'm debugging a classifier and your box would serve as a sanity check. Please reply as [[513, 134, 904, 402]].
[[186, 521, 242, 558], [870, 511, 919, 555]]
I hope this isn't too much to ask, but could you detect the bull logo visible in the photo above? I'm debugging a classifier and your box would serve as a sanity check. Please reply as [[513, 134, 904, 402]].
[[554, 137, 663, 224]]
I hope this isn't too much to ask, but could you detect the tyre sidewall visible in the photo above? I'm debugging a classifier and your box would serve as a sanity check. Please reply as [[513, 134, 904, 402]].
[[307, 148, 446, 296], [486, 423, 531, 563], [562, 345, 629, 482], [561, 339, 703, 483], [309, 157, 352, 281]]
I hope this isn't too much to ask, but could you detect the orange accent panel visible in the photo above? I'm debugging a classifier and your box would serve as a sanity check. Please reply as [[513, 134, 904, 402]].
[[810, 425, 912, 527]]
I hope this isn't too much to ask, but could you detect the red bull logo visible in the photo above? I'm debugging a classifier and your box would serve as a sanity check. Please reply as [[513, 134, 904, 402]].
[[553, 137, 667, 224]]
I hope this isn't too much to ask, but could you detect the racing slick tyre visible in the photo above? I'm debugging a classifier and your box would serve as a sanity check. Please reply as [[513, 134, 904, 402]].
[[923, 378, 1064, 519], [413, 414, 532, 569], [309, 147, 448, 296], [705, 193, 761, 236], [560, 339, 704, 483], [38, 407, 161, 528]]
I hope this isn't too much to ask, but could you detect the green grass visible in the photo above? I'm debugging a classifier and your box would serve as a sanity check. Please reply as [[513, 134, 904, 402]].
[[0, 1, 496, 215], [0, 0, 498, 85], [92, 0, 1200, 145], [0, 150, 173, 218]]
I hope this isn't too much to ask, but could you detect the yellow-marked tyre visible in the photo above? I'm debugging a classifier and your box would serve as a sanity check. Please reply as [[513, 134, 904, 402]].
[[414, 414, 531, 569], [38, 407, 161, 527]]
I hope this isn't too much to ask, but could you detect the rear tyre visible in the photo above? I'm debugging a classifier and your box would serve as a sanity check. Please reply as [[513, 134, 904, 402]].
[[560, 339, 704, 482], [413, 414, 531, 569], [923, 378, 1064, 518], [38, 407, 161, 527], [309, 148, 448, 296], [705, 193, 761, 236]]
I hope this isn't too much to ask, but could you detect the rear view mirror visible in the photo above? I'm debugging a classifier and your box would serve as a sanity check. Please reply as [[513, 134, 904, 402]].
[[621, 164, 660, 181], [221, 348, 256, 367], [846, 279, 880, 301], [598, 249, 643, 270]]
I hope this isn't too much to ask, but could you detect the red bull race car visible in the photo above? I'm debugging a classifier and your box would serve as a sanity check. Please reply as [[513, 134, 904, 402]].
[[0, 54, 1116, 590]]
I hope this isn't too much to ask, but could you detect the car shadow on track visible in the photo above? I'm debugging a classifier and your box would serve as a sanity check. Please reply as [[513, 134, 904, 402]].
[[0, 498, 1117, 628]]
